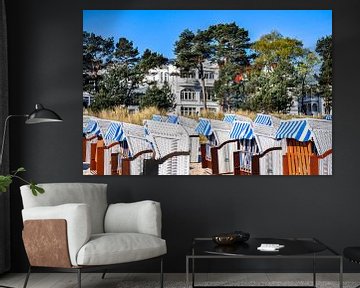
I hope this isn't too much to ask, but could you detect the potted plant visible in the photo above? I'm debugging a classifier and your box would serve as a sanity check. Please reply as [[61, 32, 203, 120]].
[[0, 167, 44, 196]]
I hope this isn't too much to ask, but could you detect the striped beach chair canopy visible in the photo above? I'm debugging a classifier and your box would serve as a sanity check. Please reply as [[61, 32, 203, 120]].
[[152, 114, 164, 122], [223, 113, 252, 123], [152, 114, 179, 124], [195, 118, 212, 136], [254, 114, 281, 128], [167, 114, 179, 124], [104, 122, 126, 142], [230, 120, 281, 154], [275, 118, 332, 155], [324, 114, 332, 121], [223, 114, 237, 123], [83, 116, 91, 131], [83, 117, 102, 136], [229, 121, 254, 140]]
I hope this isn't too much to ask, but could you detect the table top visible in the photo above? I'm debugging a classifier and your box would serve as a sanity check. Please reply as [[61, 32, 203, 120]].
[[190, 237, 340, 258]]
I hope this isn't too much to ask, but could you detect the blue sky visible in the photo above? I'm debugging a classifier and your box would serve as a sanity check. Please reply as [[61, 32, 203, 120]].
[[83, 10, 332, 59]]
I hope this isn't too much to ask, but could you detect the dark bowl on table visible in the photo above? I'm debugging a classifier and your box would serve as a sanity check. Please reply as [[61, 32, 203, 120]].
[[212, 231, 250, 246], [212, 234, 238, 245]]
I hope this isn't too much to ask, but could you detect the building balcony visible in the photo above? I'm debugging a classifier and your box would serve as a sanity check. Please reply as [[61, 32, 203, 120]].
[[177, 78, 200, 86], [204, 78, 215, 86]]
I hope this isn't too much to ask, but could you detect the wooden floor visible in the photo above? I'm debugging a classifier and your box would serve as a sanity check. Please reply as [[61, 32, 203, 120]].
[[0, 273, 359, 288]]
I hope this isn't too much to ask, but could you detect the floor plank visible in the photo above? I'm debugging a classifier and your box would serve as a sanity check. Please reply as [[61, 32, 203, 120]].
[[1, 273, 359, 288]]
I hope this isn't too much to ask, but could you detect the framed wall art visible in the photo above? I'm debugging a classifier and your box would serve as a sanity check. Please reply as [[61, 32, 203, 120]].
[[82, 10, 332, 176]]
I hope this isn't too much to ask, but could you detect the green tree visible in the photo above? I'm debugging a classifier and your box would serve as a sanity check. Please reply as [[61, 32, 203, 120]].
[[207, 23, 252, 111], [174, 23, 252, 112], [247, 31, 306, 113], [140, 82, 175, 110], [316, 35, 332, 114], [91, 38, 168, 112], [83, 31, 114, 93], [296, 50, 320, 114], [174, 29, 213, 109]]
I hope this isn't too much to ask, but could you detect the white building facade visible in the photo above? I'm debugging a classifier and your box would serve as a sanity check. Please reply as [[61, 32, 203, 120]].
[[146, 62, 221, 116]]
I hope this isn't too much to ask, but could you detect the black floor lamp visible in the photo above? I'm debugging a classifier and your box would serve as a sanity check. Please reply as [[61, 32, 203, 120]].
[[0, 103, 62, 288], [0, 103, 63, 167]]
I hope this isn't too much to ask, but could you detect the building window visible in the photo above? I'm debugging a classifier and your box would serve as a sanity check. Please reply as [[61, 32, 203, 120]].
[[181, 107, 197, 116], [204, 71, 214, 79], [180, 88, 196, 101], [200, 87, 214, 101], [312, 103, 318, 112], [180, 71, 195, 78]]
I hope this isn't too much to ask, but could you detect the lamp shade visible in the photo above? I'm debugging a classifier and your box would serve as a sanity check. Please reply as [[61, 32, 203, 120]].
[[25, 104, 63, 124]]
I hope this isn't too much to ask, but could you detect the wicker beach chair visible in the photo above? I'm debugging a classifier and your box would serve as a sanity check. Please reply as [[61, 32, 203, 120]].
[[82, 117, 112, 175], [231, 114, 282, 175], [275, 118, 332, 175], [195, 118, 236, 175], [178, 116, 200, 163], [144, 120, 190, 175], [102, 121, 153, 175]]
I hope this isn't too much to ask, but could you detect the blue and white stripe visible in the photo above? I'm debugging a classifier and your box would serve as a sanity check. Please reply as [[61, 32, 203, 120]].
[[223, 114, 237, 123], [195, 119, 212, 136], [254, 114, 272, 126], [275, 120, 312, 141], [152, 115, 162, 122], [83, 120, 100, 135], [229, 121, 254, 140], [167, 115, 178, 124], [324, 114, 332, 121], [104, 122, 126, 141]]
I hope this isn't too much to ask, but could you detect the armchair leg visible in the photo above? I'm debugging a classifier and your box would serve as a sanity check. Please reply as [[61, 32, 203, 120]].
[[77, 268, 81, 288], [160, 257, 164, 288], [101, 270, 107, 279], [23, 266, 31, 288]]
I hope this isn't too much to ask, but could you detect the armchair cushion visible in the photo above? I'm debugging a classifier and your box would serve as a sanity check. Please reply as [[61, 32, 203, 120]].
[[20, 183, 108, 234], [104, 201, 162, 237], [76, 233, 166, 266], [22, 203, 91, 266]]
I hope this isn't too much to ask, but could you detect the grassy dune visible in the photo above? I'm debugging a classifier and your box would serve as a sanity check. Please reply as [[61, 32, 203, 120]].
[[84, 106, 317, 125]]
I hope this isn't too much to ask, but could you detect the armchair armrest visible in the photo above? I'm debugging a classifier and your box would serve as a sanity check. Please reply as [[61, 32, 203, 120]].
[[22, 203, 91, 266], [104, 200, 162, 237]]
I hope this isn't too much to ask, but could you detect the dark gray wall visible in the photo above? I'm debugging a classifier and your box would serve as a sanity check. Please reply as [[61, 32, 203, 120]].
[[5, 0, 360, 273]]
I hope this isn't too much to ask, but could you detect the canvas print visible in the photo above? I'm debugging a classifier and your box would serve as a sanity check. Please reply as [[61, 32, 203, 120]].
[[82, 10, 332, 176]]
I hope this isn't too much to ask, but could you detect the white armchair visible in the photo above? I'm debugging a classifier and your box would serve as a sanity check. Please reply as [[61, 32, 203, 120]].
[[20, 183, 166, 288]]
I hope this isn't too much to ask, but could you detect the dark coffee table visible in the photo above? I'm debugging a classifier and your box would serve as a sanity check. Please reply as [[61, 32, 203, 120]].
[[186, 237, 342, 288]]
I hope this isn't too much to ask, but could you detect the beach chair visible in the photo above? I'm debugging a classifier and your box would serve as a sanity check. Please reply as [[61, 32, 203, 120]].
[[144, 120, 190, 175], [178, 116, 200, 163], [275, 118, 332, 175], [82, 117, 112, 175], [232, 114, 283, 176], [102, 122, 154, 175], [196, 118, 237, 175]]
